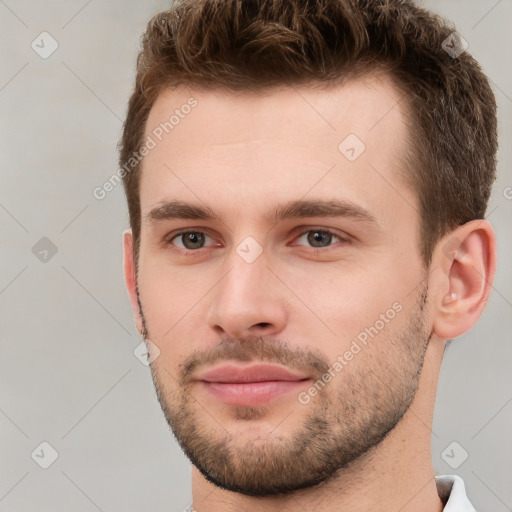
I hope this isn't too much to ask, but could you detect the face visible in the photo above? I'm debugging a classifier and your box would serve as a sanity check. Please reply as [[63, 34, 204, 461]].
[[125, 74, 433, 496]]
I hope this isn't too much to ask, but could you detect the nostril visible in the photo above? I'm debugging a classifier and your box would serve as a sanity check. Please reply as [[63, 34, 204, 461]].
[[255, 322, 271, 328]]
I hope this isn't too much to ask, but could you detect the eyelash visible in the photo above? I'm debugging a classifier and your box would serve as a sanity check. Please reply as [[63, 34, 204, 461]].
[[165, 228, 350, 254]]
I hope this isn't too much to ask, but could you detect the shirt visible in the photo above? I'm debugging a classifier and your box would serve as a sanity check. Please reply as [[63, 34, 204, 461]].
[[436, 474, 476, 511], [183, 474, 476, 511]]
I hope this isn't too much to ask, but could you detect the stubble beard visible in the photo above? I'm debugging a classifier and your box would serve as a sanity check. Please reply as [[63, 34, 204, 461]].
[[139, 287, 430, 497]]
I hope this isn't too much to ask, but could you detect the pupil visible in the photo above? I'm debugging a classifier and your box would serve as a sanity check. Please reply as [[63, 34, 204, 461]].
[[184, 232, 204, 249], [308, 230, 331, 247]]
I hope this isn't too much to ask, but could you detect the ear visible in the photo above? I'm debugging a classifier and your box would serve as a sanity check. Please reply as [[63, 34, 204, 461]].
[[432, 219, 497, 340], [123, 229, 144, 335]]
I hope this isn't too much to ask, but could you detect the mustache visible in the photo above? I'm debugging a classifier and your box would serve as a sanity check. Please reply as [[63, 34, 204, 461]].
[[178, 336, 331, 385]]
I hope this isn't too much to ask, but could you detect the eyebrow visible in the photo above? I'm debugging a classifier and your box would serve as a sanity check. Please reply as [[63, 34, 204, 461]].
[[145, 199, 379, 227]]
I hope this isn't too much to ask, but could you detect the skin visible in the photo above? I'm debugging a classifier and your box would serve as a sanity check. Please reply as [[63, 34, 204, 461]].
[[123, 73, 496, 511]]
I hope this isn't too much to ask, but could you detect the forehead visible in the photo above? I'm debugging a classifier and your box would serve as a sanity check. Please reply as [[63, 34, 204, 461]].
[[144, 73, 408, 152], [139, 74, 415, 227]]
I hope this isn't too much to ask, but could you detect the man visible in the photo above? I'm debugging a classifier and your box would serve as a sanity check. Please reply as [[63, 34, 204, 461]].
[[119, 0, 498, 510]]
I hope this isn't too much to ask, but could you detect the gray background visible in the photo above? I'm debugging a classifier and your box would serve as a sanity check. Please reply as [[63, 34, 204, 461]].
[[0, 1, 510, 511]]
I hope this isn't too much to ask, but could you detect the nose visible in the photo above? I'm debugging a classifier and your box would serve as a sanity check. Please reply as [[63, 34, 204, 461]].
[[206, 247, 288, 340]]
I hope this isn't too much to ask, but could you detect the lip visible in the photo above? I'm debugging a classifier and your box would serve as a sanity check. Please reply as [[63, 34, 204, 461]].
[[196, 363, 309, 383], [195, 363, 310, 406]]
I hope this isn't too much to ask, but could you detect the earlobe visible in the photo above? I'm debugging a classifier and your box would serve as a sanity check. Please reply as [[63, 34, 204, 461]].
[[123, 229, 144, 335], [432, 220, 496, 340]]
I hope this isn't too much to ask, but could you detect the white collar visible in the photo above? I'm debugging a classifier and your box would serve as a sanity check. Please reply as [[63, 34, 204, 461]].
[[436, 475, 476, 511]]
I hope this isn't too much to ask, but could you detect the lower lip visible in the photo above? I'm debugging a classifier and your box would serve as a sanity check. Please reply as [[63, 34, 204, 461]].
[[200, 380, 309, 406]]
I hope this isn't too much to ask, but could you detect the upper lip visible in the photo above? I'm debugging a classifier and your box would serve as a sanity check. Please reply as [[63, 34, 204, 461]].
[[196, 363, 309, 383]]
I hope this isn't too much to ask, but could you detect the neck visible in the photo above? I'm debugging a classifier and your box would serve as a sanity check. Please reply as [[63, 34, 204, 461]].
[[190, 337, 446, 512]]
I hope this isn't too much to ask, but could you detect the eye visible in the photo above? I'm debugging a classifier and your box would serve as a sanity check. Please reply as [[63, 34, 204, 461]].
[[294, 229, 347, 249], [168, 230, 216, 250]]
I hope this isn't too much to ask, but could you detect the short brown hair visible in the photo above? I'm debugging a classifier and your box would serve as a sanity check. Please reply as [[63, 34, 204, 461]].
[[119, 0, 498, 267]]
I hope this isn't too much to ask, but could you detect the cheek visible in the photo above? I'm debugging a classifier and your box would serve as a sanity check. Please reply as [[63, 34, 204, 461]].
[[136, 255, 202, 336], [137, 255, 224, 371], [137, 240, 420, 371], [284, 261, 411, 360]]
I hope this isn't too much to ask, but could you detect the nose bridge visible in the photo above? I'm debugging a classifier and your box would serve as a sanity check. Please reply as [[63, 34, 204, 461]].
[[207, 238, 288, 337], [221, 229, 270, 293], [219, 242, 273, 310]]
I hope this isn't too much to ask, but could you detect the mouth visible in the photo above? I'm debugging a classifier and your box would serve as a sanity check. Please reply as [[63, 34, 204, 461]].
[[195, 363, 311, 406]]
